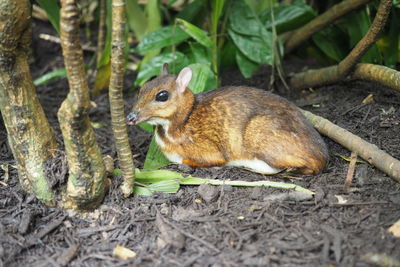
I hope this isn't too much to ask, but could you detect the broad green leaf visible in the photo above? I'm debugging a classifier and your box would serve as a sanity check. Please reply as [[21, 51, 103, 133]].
[[33, 68, 66, 86], [228, 29, 273, 64], [312, 26, 348, 63], [133, 186, 154, 196], [229, 0, 265, 37], [187, 63, 217, 93], [133, 169, 314, 194], [143, 136, 170, 170], [220, 40, 238, 68], [136, 26, 190, 55], [188, 43, 211, 65], [148, 180, 180, 193], [176, 0, 206, 22], [176, 19, 212, 48], [138, 123, 154, 132], [36, 0, 60, 34], [126, 0, 147, 41], [260, 3, 316, 33], [135, 168, 183, 183], [236, 51, 259, 78], [135, 51, 188, 86]]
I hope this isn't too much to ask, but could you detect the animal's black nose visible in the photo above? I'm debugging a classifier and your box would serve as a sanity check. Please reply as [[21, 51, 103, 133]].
[[126, 112, 138, 125]]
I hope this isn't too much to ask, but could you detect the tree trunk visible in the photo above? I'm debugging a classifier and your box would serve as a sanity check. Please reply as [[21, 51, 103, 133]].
[[0, 0, 57, 205]]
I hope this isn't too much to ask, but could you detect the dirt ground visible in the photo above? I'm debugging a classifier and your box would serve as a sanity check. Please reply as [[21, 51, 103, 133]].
[[0, 20, 400, 267]]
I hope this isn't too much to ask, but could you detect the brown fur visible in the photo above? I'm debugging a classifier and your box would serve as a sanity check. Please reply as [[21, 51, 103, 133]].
[[131, 75, 328, 174]]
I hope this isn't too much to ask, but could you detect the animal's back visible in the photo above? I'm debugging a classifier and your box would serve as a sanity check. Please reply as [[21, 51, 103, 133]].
[[187, 87, 328, 174]]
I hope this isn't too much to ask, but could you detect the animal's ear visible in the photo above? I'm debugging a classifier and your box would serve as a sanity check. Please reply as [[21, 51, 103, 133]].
[[176, 67, 192, 94], [161, 63, 169, 76]]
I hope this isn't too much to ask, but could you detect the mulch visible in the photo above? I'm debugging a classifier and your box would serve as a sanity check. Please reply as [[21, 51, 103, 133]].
[[0, 19, 399, 267]]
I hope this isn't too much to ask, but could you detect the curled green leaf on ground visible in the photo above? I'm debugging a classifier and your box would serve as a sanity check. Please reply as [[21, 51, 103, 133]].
[[132, 168, 314, 196]]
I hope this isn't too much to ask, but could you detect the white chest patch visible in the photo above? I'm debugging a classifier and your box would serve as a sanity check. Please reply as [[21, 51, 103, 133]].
[[226, 159, 281, 174], [164, 153, 183, 164]]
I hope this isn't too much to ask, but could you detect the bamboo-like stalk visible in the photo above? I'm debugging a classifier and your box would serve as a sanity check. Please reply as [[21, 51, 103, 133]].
[[59, 0, 107, 209], [290, 0, 392, 89], [0, 0, 57, 205], [353, 63, 400, 92], [96, 0, 107, 65], [302, 110, 400, 183], [284, 0, 373, 53], [109, 0, 135, 197]]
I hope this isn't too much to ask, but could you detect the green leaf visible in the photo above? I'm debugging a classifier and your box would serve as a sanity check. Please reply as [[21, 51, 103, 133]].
[[138, 123, 154, 132], [312, 26, 348, 63], [112, 168, 123, 177], [187, 63, 217, 93], [126, 0, 147, 41], [382, 8, 400, 68], [338, 7, 382, 64], [136, 26, 190, 55], [148, 180, 180, 193], [220, 40, 238, 68], [228, 29, 273, 64], [146, 0, 162, 34], [235, 51, 259, 78], [143, 136, 170, 170], [229, 0, 265, 37], [188, 43, 211, 64], [33, 68, 66, 86], [176, 0, 206, 22], [135, 168, 184, 183], [36, 0, 60, 34], [260, 3, 316, 33], [98, 0, 112, 67], [135, 51, 188, 86], [133, 186, 154, 196], [211, 0, 226, 29], [176, 18, 212, 48]]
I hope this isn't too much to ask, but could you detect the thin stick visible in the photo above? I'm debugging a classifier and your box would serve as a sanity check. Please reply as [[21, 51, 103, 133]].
[[302, 110, 400, 183], [344, 152, 358, 192]]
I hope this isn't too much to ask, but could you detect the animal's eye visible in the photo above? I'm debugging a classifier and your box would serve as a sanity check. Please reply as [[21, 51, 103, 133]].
[[155, 90, 169, 102]]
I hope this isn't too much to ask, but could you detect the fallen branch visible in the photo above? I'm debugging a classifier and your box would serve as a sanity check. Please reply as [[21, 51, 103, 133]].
[[290, 0, 392, 89], [302, 110, 400, 183], [344, 152, 358, 192], [353, 63, 400, 92], [284, 0, 373, 53]]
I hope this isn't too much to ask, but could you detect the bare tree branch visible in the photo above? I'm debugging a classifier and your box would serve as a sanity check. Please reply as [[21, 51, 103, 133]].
[[284, 0, 373, 53], [302, 110, 400, 183]]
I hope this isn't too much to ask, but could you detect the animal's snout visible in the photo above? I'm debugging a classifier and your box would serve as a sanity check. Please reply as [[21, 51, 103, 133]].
[[126, 112, 138, 125]]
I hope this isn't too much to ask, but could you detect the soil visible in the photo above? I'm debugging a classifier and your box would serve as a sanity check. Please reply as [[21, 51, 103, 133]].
[[1, 20, 400, 267]]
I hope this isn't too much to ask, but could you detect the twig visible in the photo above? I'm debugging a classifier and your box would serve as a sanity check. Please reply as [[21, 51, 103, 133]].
[[302, 110, 400, 183], [39, 33, 96, 52], [330, 201, 389, 206], [290, 0, 392, 89], [284, 0, 373, 53], [344, 152, 358, 192]]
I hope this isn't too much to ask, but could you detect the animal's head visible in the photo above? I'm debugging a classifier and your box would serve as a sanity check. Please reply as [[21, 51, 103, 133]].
[[126, 63, 193, 127]]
